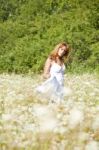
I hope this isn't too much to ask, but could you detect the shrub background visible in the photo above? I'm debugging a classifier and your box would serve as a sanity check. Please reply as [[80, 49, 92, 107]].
[[0, 0, 99, 74]]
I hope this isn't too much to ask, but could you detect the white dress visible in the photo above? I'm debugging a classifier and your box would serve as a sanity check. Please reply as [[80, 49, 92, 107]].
[[35, 62, 69, 103]]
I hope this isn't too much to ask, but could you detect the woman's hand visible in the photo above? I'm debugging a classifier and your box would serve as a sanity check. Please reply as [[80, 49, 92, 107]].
[[42, 73, 51, 79]]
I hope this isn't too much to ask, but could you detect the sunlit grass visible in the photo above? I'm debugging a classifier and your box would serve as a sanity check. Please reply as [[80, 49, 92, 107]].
[[0, 72, 99, 150]]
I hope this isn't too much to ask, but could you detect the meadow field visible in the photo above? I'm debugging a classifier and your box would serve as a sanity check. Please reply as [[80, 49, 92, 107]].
[[0, 72, 99, 150]]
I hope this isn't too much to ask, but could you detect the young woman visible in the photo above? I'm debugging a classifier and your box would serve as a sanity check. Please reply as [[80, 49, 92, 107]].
[[35, 42, 71, 103]]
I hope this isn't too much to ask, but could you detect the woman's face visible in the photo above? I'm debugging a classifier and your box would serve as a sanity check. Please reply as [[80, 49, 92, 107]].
[[58, 46, 66, 57]]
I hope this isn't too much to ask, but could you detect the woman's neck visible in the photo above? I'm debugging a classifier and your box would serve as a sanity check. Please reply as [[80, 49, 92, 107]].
[[56, 56, 64, 65]]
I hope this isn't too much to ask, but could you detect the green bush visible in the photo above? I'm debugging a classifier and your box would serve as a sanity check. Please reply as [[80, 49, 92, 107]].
[[0, 0, 99, 74]]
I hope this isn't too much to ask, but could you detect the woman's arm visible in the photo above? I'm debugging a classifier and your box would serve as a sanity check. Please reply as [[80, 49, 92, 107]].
[[42, 57, 52, 79]]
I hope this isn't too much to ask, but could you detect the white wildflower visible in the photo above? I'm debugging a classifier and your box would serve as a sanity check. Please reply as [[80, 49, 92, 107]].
[[96, 106, 99, 111], [2, 114, 14, 121], [39, 117, 57, 132], [24, 124, 36, 132], [63, 86, 72, 96], [73, 146, 82, 150], [32, 104, 58, 132], [92, 115, 99, 131], [85, 140, 99, 150], [68, 107, 84, 129], [17, 94, 25, 100], [78, 132, 90, 141], [32, 104, 51, 116], [58, 127, 68, 134]]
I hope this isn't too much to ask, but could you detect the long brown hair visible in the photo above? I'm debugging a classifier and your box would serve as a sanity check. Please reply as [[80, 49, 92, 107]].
[[49, 42, 71, 63]]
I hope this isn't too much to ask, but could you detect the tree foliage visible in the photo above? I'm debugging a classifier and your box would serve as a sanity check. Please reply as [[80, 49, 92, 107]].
[[0, 0, 99, 74]]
